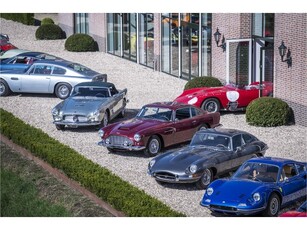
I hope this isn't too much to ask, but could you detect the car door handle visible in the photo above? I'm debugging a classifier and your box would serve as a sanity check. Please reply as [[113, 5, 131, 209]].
[[164, 128, 176, 134], [11, 77, 19, 80]]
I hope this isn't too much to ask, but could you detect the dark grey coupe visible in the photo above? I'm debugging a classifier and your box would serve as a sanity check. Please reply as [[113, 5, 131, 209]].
[[148, 128, 268, 189], [52, 82, 128, 130]]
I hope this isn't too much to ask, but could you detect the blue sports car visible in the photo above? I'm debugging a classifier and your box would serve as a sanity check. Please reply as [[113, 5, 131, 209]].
[[200, 157, 307, 216]]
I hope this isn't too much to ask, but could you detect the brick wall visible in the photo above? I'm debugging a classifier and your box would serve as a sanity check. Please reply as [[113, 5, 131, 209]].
[[274, 13, 307, 126]]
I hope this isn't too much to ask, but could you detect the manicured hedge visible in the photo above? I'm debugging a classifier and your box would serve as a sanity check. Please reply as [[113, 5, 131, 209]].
[[0, 13, 35, 25], [0, 108, 184, 217], [184, 76, 222, 90], [65, 33, 98, 52], [41, 17, 55, 25], [246, 97, 292, 127], [35, 24, 64, 40]]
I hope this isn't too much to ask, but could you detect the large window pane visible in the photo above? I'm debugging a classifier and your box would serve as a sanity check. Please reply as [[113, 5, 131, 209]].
[[74, 13, 89, 34], [139, 13, 154, 68], [107, 13, 121, 56]]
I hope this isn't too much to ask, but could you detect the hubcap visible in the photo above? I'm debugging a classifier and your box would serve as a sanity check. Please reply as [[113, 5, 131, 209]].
[[149, 139, 159, 154], [59, 85, 69, 98], [270, 197, 279, 215], [206, 102, 217, 112], [202, 169, 212, 186], [0, 82, 5, 94]]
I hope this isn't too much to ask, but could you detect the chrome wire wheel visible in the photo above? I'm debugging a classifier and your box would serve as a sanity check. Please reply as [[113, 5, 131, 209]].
[[149, 139, 160, 154], [58, 85, 69, 98], [201, 169, 212, 186], [202, 98, 220, 113]]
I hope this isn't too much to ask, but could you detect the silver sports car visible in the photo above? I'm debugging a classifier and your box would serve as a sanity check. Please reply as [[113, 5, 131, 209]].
[[0, 59, 107, 99], [52, 81, 128, 130]]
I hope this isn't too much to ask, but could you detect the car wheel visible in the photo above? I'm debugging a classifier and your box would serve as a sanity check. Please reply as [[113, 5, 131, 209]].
[[0, 79, 11, 96], [100, 112, 109, 128], [55, 83, 72, 99], [263, 193, 280, 217], [198, 124, 208, 131], [196, 168, 213, 189], [144, 135, 161, 157], [55, 124, 65, 130], [201, 98, 220, 113]]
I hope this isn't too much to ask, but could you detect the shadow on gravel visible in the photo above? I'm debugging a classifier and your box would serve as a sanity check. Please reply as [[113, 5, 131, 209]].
[[219, 110, 246, 116], [11, 92, 56, 98]]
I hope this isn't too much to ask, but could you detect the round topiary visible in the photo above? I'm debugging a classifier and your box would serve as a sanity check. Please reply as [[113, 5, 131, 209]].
[[41, 17, 55, 25], [65, 33, 98, 52], [246, 97, 291, 127], [184, 76, 222, 90], [35, 24, 63, 40]]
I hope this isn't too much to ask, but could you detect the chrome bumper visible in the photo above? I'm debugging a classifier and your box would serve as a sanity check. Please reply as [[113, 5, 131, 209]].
[[97, 141, 146, 151], [54, 121, 100, 126]]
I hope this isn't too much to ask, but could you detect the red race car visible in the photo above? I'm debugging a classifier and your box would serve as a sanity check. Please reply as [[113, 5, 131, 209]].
[[174, 81, 273, 113], [98, 102, 220, 157], [280, 201, 307, 217]]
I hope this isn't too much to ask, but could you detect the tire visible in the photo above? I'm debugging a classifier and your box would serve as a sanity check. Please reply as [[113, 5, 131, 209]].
[[144, 135, 161, 157], [55, 83, 72, 99], [201, 98, 220, 113], [55, 124, 65, 130], [196, 168, 213, 189], [100, 112, 109, 128], [0, 79, 11, 96], [263, 193, 280, 217], [198, 124, 208, 131]]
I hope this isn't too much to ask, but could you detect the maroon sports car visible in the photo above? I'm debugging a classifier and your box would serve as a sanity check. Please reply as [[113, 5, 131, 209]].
[[98, 102, 220, 156]]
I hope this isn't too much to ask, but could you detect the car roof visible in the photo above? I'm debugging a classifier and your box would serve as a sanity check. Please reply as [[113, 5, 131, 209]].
[[74, 81, 116, 89], [32, 59, 77, 67], [0, 49, 29, 59], [196, 127, 250, 137], [144, 101, 196, 110], [246, 157, 305, 167]]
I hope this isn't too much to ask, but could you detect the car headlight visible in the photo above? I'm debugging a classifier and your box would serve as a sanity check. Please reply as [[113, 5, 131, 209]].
[[134, 133, 141, 142], [253, 192, 261, 202], [206, 187, 214, 196], [52, 108, 59, 116], [89, 110, 100, 121], [149, 159, 155, 168], [189, 164, 197, 174], [98, 129, 104, 138]]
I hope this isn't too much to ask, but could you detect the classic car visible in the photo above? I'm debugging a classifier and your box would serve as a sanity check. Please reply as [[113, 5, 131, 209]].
[[98, 102, 220, 157], [200, 157, 307, 216], [0, 59, 107, 99], [174, 81, 273, 113], [0, 34, 17, 54], [0, 51, 62, 72], [280, 201, 307, 217], [52, 82, 128, 130], [148, 128, 268, 189]]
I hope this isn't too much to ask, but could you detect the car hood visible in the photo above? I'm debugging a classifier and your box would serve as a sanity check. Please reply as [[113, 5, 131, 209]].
[[174, 86, 225, 102], [152, 146, 225, 172], [209, 179, 265, 203], [61, 97, 108, 114], [109, 118, 166, 134]]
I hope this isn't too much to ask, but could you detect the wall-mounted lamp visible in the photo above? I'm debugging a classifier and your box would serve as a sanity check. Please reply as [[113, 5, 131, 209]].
[[213, 28, 226, 52], [278, 41, 292, 68]]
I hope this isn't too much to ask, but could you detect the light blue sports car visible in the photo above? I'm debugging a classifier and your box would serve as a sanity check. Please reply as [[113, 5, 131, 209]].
[[200, 157, 307, 216]]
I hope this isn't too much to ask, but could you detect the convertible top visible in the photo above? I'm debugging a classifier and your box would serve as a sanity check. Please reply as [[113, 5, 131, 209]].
[[75, 81, 115, 89]]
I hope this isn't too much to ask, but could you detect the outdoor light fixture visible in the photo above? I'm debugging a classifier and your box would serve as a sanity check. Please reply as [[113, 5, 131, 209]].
[[214, 28, 226, 52], [278, 41, 292, 68]]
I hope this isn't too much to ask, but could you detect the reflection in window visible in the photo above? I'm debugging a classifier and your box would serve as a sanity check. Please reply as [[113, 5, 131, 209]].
[[139, 13, 154, 68], [123, 13, 137, 62], [74, 13, 89, 34], [107, 13, 121, 56], [252, 13, 274, 37]]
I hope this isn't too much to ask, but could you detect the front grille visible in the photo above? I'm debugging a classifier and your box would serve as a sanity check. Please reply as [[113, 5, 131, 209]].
[[108, 135, 133, 146], [210, 205, 237, 211], [154, 172, 176, 181], [64, 115, 88, 122]]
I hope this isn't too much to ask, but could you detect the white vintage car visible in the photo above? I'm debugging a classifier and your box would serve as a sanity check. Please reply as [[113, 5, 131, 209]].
[[52, 81, 128, 130], [0, 59, 107, 99]]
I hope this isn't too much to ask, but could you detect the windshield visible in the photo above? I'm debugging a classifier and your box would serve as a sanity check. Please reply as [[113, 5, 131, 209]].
[[232, 162, 279, 183], [190, 133, 230, 150], [71, 87, 110, 98], [136, 107, 172, 121]]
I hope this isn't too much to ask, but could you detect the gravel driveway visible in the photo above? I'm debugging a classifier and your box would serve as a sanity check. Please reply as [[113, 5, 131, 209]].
[[0, 17, 306, 217]]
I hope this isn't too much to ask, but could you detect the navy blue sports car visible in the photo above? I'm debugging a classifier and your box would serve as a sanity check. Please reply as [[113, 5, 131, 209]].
[[200, 157, 307, 216]]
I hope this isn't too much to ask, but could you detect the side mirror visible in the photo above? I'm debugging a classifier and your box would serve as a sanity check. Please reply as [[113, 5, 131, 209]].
[[236, 146, 242, 152], [174, 118, 179, 122]]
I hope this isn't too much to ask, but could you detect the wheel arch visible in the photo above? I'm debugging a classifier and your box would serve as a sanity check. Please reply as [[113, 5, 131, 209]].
[[53, 82, 73, 94], [201, 97, 224, 110]]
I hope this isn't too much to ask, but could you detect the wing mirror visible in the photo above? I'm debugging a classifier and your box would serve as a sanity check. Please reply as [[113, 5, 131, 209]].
[[235, 146, 242, 152]]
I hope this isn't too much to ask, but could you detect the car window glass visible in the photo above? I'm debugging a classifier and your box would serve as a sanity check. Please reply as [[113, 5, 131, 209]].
[[296, 163, 306, 174], [242, 134, 254, 144], [190, 133, 230, 150], [232, 134, 242, 150], [280, 164, 297, 181], [33, 65, 52, 75], [191, 107, 201, 117], [53, 67, 66, 75], [175, 107, 191, 120]]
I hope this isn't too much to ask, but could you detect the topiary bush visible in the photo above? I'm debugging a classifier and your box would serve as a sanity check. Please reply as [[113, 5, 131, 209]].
[[65, 33, 98, 52], [184, 76, 222, 90], [41, 17, 55, 25], [35, 24, 64, 40], [0, 13, 35, 25], [246, 97, 292, 127]]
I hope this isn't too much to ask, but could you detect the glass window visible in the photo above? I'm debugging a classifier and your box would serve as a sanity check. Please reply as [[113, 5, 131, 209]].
[[123, 13, 137, 62], [74, 13, 89, 34], [175, 107, 191, 120], [242, 134, 254, 144], [201, 13, 212, 76], [53, 67, 66, 75], [232, 135, 242, 150], [32, 65, 52, 75], [252, 13, 274, 37], [107, 13, 121, 56], [139, 13, 154, 68]]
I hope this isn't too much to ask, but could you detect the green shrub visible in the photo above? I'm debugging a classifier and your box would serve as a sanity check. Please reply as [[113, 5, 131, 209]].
[[41, 17, 55, 25], [35, 24, 64, 40], [0, 13, 35, 25], [184, 76, 222, 90], [65, 33, 98, 52], [0, 108, 185, 217], [246, 97, 292, 127]]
